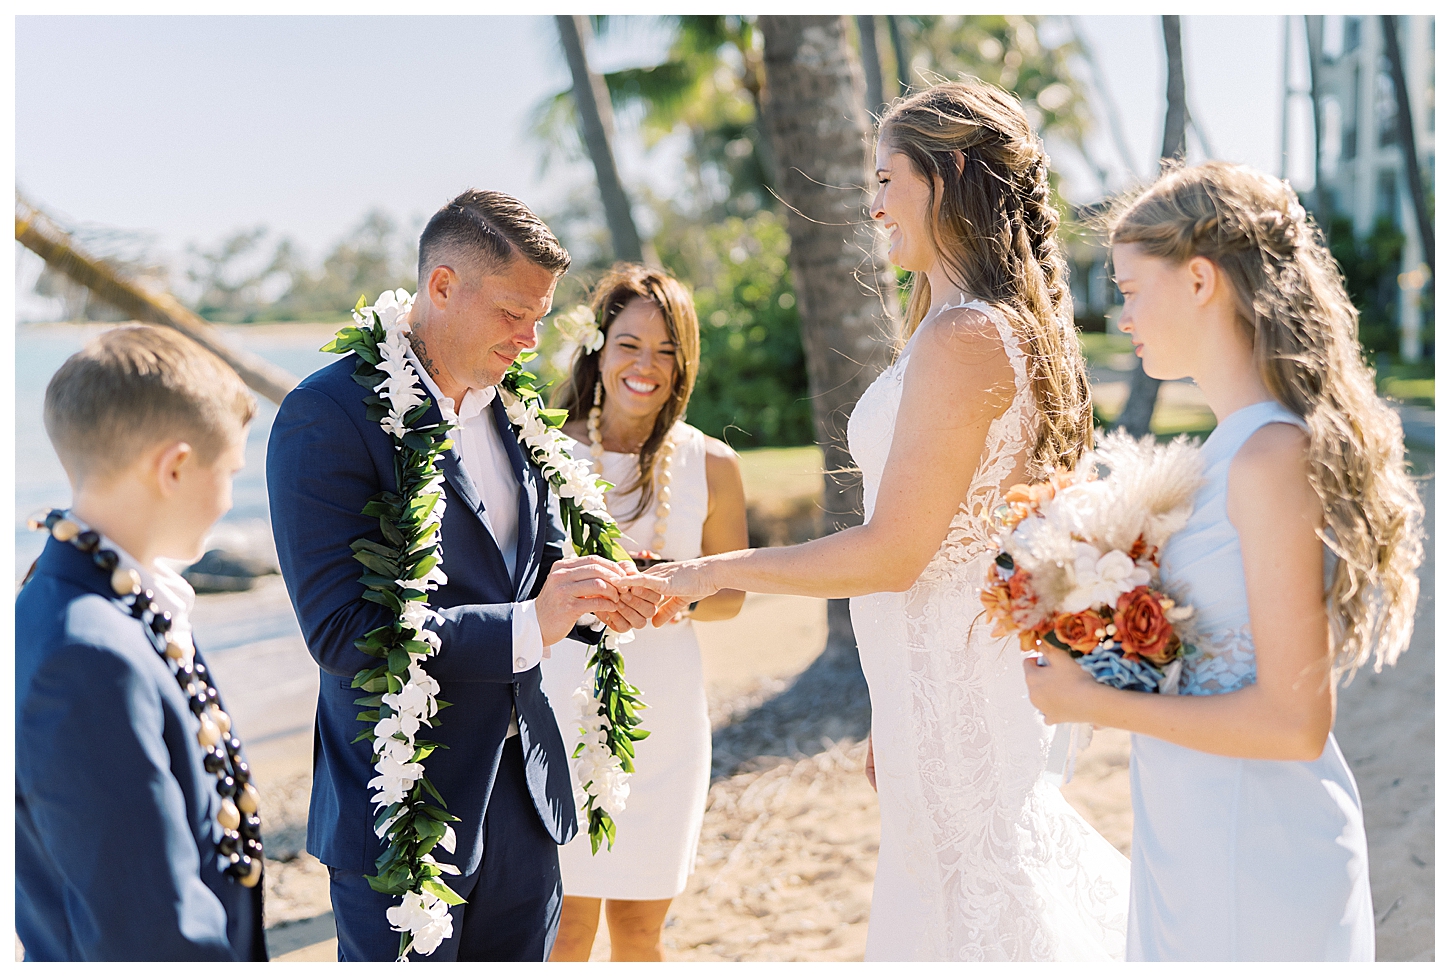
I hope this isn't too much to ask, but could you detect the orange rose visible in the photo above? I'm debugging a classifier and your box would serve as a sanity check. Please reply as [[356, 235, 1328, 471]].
[[1003, 482, 1038, 506], [1005, 568, 1037, 605], [1113, 586, 1177, 665], [1053, 608, 1109, 654], [980, 577, 1016, 637]]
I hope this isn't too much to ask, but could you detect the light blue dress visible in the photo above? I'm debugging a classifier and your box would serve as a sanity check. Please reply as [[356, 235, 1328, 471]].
[[1127, 400, 1375, 961]]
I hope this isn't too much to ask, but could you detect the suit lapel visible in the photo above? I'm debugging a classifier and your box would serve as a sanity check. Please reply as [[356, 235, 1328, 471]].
[[490, 395, 540, 597]]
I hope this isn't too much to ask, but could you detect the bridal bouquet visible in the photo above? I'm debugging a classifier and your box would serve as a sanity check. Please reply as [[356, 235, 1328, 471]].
[[981, 431, 1204, 694]]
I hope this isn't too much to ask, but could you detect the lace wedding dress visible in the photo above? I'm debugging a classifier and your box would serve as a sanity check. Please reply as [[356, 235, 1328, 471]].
[[847, 299, 1129, 961]]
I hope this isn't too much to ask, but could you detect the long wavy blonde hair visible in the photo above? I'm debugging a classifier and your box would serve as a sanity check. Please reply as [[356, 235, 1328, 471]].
[[877, 80, 1094, 473], [1110, 161, 1424, 680]]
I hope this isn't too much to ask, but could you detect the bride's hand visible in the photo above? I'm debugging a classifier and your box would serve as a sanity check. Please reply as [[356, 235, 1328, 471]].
[[625, 559, 719, 627], [1021, 645, 1100, 725]]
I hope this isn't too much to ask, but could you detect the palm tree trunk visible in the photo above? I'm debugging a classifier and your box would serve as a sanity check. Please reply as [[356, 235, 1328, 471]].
[[1304, 16, 1327, 221], [1379, 16, 1434, 272], [556, 15, 645, 263], [1160, 16, 1189, 164], [15, 194, 298, 405], [759, 15, 901, 661], [855, 15, 885, 118], [886, 15, 910, 96], [1115, 15, 1187, 438]]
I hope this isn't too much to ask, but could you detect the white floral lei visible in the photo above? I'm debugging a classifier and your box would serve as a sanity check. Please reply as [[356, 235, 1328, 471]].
[[324, 292, 649, 959]]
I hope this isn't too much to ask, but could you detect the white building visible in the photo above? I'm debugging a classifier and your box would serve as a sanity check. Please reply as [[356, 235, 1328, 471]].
[[1308, 14, 1434, 361]]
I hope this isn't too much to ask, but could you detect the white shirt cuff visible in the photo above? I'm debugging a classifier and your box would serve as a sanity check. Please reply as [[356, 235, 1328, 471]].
[[511, 599, 547, 673]]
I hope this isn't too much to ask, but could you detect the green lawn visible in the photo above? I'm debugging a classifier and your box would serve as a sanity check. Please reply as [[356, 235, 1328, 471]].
[[1378, 360, 1435, 408], [1078, 330, 1134, 365], [736, 444, 824, 506]]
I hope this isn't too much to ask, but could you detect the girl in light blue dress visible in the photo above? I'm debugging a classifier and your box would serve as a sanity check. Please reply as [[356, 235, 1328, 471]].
[[1023, 162, 1424, 961]]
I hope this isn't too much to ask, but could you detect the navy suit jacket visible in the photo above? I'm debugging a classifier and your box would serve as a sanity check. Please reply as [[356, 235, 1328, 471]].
[[266, 354, 579, 878], [15, 538, 266, 961]]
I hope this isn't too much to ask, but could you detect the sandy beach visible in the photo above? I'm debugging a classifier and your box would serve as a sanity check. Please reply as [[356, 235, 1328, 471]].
[[254, 478, 1433, 961]]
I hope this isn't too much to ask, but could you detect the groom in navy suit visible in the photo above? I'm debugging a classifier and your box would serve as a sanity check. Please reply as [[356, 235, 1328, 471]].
[[267, 190, 659, 961]]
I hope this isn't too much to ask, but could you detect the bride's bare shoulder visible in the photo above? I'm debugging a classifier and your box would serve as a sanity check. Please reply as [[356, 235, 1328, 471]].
[[908, 304, 1014, 375]]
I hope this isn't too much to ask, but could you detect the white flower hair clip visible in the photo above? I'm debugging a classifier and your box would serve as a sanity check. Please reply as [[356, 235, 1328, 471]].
[[554, 304, 605, 354]]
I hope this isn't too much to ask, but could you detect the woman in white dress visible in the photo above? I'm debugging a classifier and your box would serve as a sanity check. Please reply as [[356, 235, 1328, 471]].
[[542, 264, 748, 962], [632, 82, 1129, 961], [1024, 162, 1424, 960]]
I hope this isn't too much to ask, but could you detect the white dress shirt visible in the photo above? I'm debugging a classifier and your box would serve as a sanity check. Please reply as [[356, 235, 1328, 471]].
[[75, 527, 199, 664], [405, 345, 548, 689]]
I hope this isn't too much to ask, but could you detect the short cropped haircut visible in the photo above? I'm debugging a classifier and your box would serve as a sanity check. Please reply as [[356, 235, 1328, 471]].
[[417, 188, 571, 286], [44, 325, 257, 484]]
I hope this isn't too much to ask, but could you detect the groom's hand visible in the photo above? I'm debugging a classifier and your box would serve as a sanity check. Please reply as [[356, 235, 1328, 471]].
[[536, 556, 631, 647], [591, 560, 664, 633]]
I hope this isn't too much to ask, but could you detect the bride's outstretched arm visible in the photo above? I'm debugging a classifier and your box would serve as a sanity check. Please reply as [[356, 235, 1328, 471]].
[[1024, 424, 1337, 762], [639, 311, 1017, 605]]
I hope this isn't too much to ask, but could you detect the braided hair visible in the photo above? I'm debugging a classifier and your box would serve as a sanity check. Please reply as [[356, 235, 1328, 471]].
[[877, 80, 1093, 474], [1109, 161, 1424, 680]]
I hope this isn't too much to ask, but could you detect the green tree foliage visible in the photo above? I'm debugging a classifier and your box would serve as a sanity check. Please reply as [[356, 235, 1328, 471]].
[[535, 15, 1098, 448], [1326, 213, 1410, 356], [892, 16, 1094, 161], [658, 210, 814, 448], [534, 15, 772, 220], [188, 226, 287, 321], [184, 211, 417, 323]]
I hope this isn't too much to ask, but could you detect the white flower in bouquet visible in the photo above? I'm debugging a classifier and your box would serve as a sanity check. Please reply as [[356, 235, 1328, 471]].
[[1046, 479, 1149, 558], [1062, 543, 1151, 613]]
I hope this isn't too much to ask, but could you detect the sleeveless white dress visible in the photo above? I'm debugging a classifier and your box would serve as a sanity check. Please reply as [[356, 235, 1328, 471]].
[[847, 300, 1130, 961], [1129, 400, 1374, 960], [540, 421, 712, 900]]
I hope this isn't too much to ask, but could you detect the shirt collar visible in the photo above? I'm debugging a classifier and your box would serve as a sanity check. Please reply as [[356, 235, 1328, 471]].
[[403, 340, 496, 424], [60, 514, 197, 647]]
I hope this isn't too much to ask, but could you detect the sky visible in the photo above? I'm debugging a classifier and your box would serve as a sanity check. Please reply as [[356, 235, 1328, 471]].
[[14, 14, 1315, 320]]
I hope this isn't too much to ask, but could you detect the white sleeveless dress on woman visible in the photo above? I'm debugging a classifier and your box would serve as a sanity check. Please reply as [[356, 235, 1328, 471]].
[[846, 299, 1130, 961], [540, 421, 712, 899]]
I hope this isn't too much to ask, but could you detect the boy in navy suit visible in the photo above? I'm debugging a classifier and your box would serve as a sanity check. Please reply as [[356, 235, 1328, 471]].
[[16, 325, 267, 961]]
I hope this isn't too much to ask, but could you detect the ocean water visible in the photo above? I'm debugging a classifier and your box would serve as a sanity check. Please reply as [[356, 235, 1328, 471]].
[[14, 322, 341, 581]]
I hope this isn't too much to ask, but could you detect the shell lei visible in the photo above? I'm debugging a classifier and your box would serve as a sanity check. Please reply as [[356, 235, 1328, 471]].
[[323, 290, 461, 960], [498, 354, 650, 854]]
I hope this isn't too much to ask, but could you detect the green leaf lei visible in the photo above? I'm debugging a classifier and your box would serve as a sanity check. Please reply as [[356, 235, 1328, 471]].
[[321, 292, 651, 957], [497, 354, 650, 854]]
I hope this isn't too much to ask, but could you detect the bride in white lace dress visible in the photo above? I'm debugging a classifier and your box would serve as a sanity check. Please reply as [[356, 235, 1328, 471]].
[[633, 82, 1128, 960]]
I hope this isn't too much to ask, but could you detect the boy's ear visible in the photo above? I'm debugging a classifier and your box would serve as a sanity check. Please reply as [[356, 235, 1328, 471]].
[[153, 440, 195, 497]]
